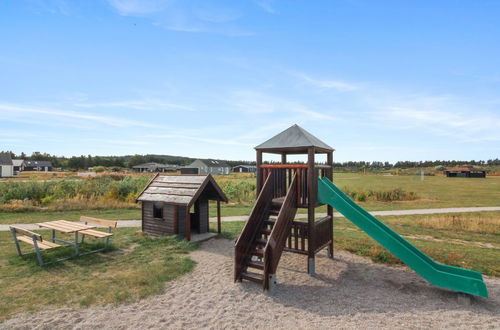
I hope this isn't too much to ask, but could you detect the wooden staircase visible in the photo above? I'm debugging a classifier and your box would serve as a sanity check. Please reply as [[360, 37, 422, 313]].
[[235, 173, 298, 291]]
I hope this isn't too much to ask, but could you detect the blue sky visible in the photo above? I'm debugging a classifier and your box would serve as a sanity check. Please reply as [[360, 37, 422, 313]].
[[1, 0, 499, 162]]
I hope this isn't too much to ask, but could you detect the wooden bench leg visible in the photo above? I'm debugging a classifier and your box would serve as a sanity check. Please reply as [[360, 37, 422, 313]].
[[10, 229, 23, 257], [74, 232, 80, 256], [32, 239, 44, 266], [51, 229, 56, 243]]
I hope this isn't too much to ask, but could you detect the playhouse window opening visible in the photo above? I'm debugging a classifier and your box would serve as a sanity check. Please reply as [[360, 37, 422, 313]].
[[153, 203, 163, 219]]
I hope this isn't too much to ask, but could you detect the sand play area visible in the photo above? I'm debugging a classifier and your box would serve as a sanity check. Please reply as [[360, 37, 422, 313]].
[[2, 238, 499, 329]]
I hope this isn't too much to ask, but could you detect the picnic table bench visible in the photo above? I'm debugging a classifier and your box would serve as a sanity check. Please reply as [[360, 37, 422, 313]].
[[10, 217, 118, 266]]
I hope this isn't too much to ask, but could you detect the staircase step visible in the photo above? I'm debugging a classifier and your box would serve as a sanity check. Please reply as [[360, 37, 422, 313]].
[[247, 260, 264, 270], [250, 248, 264, 257], [241, 271, 264, 284], [260, 228, 272, 235], [264, 218, 276, 225], [255, 238, 268, 246], [269, 209, 280, 216]]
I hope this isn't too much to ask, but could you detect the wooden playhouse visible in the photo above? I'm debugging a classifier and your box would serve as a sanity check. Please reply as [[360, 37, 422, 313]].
[[136, 174, 228, 240]]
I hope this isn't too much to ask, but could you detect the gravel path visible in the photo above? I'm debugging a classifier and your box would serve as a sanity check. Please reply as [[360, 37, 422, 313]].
[[2, 206, 500, 231], [1, 239, 499, 329]]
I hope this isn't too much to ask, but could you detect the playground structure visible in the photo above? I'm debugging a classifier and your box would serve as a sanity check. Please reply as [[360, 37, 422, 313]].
[[234, 124, 488, 297]]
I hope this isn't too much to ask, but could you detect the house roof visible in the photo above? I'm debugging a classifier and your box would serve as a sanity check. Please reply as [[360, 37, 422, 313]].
[[132, 162, 177, 169], [136, 174, 228, 206], [24, 160, 52, 167], [0, 153, 13, 165], [255, 124, 334, 153], [233, 165, 257, 169], [446, 166, 486, 172], [190, 159, 230, 168], [12, 159, 24, 167]]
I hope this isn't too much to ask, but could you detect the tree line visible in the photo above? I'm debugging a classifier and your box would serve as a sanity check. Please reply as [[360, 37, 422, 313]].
[[2, 151, 499, 170]]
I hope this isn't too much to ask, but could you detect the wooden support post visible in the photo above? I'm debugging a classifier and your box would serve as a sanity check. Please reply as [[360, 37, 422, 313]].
[[327, 151, 334, 259], [185, 207, 191, 241], [281, 153, 287, 164], [217, 200, 221, 234], [307, 147, 316, 274], [256, 150, 263, 193]]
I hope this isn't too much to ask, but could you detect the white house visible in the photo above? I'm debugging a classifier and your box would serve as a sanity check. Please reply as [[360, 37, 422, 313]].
[[0, 153, 14, 177]]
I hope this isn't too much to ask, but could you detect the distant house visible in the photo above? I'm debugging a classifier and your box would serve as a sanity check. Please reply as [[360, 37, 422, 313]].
[[0, 153, 14, 177], [12, 160, 24, 175], [232, 165, 257, 173], [444, 166, 486, 178], [180, 159, 230, 175], [132, 162, 178, 173], [23, 160, 52, 172]]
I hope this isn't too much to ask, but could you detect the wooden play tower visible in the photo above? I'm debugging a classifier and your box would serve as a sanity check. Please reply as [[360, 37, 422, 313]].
[[234, 124, 334, 292]]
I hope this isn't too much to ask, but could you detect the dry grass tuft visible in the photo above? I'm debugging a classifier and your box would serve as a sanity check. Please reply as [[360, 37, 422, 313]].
[[413, 214, 500, 234]]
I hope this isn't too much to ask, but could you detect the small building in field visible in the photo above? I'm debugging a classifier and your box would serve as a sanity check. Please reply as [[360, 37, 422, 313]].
[[0, 153, 14, 177], [232, 165, 257, 173], [444, 166, 486, 178], [12, 160, 24, 174], [132, 162, 178, 173], [181, 159, 230, 175], [23, 160, 52, 172], [136, 174, 228, 240]]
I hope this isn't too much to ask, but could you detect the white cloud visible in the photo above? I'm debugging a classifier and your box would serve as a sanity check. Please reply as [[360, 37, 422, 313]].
[[296, 73, 359, 92], [106, 0, 172, 16], [74, 99, 194, 111], [146, 134, 252, 146], [0, 103, 158, 128], [255, 0, 277, 14], [106, 0, 254, 36]]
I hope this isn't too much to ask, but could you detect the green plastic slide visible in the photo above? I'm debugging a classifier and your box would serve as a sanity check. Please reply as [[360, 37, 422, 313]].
[[318, 177, 488, 298]]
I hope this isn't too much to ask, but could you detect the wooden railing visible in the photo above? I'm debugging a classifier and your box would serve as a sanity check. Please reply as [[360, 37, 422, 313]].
[[313, 215, 332, 252], [234, 171, 274, 282], [259, 164, 331, 207], [263, 174, 298, 289], [284, 221, 309, 255]]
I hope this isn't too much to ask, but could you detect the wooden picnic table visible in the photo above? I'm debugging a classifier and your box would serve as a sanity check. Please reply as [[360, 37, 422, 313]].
[[37, 220, 96, 256]]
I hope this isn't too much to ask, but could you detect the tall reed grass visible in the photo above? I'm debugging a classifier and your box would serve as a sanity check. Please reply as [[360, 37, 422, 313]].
[[0, 174, 150, 212], [342, 186, 418, 202]]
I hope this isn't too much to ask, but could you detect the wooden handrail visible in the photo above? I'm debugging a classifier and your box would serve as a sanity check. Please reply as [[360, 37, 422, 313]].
[[234, 171, 274, 282], [263, 174, 298, 289]]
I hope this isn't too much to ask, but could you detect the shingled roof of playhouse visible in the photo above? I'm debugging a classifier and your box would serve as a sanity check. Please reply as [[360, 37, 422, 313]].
[[255, 124, 334, 154], [135, 174, 228, 207]]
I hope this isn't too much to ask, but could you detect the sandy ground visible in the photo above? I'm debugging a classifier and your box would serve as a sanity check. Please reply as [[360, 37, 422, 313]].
[[2, 238, 500, 329]]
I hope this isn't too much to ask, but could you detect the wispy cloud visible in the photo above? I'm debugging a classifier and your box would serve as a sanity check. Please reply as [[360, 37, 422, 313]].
[[106, 0, 254, 36], [255, 0, 277, 14], [295, 73, 359, 92], [0, 103, 158, 128], [74, 99, 194, 111], [146, 134, 252, 146], [106, 0, 172, 16], [228, 89, 338, 121]]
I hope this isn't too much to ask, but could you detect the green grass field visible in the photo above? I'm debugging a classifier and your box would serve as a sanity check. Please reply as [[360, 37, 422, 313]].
[[332, 173, 500, 210], [0, 228, 196, 321]]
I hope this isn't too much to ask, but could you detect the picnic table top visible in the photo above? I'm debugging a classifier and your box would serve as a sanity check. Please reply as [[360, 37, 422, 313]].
[[36, 220, 96, 233]]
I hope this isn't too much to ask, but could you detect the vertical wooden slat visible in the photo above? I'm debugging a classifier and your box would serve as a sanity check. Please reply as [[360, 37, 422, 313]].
[[307, 147, 316, 270], [185, 207, 191, 241], [174, 205, 179, 234], [256, 150, 263, 193], [217, 200, 221, 234]]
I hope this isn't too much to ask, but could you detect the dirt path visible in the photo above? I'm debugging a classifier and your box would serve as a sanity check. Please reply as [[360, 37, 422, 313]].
[[2, 206, 500, 231], [1, 239, 499, 329]]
